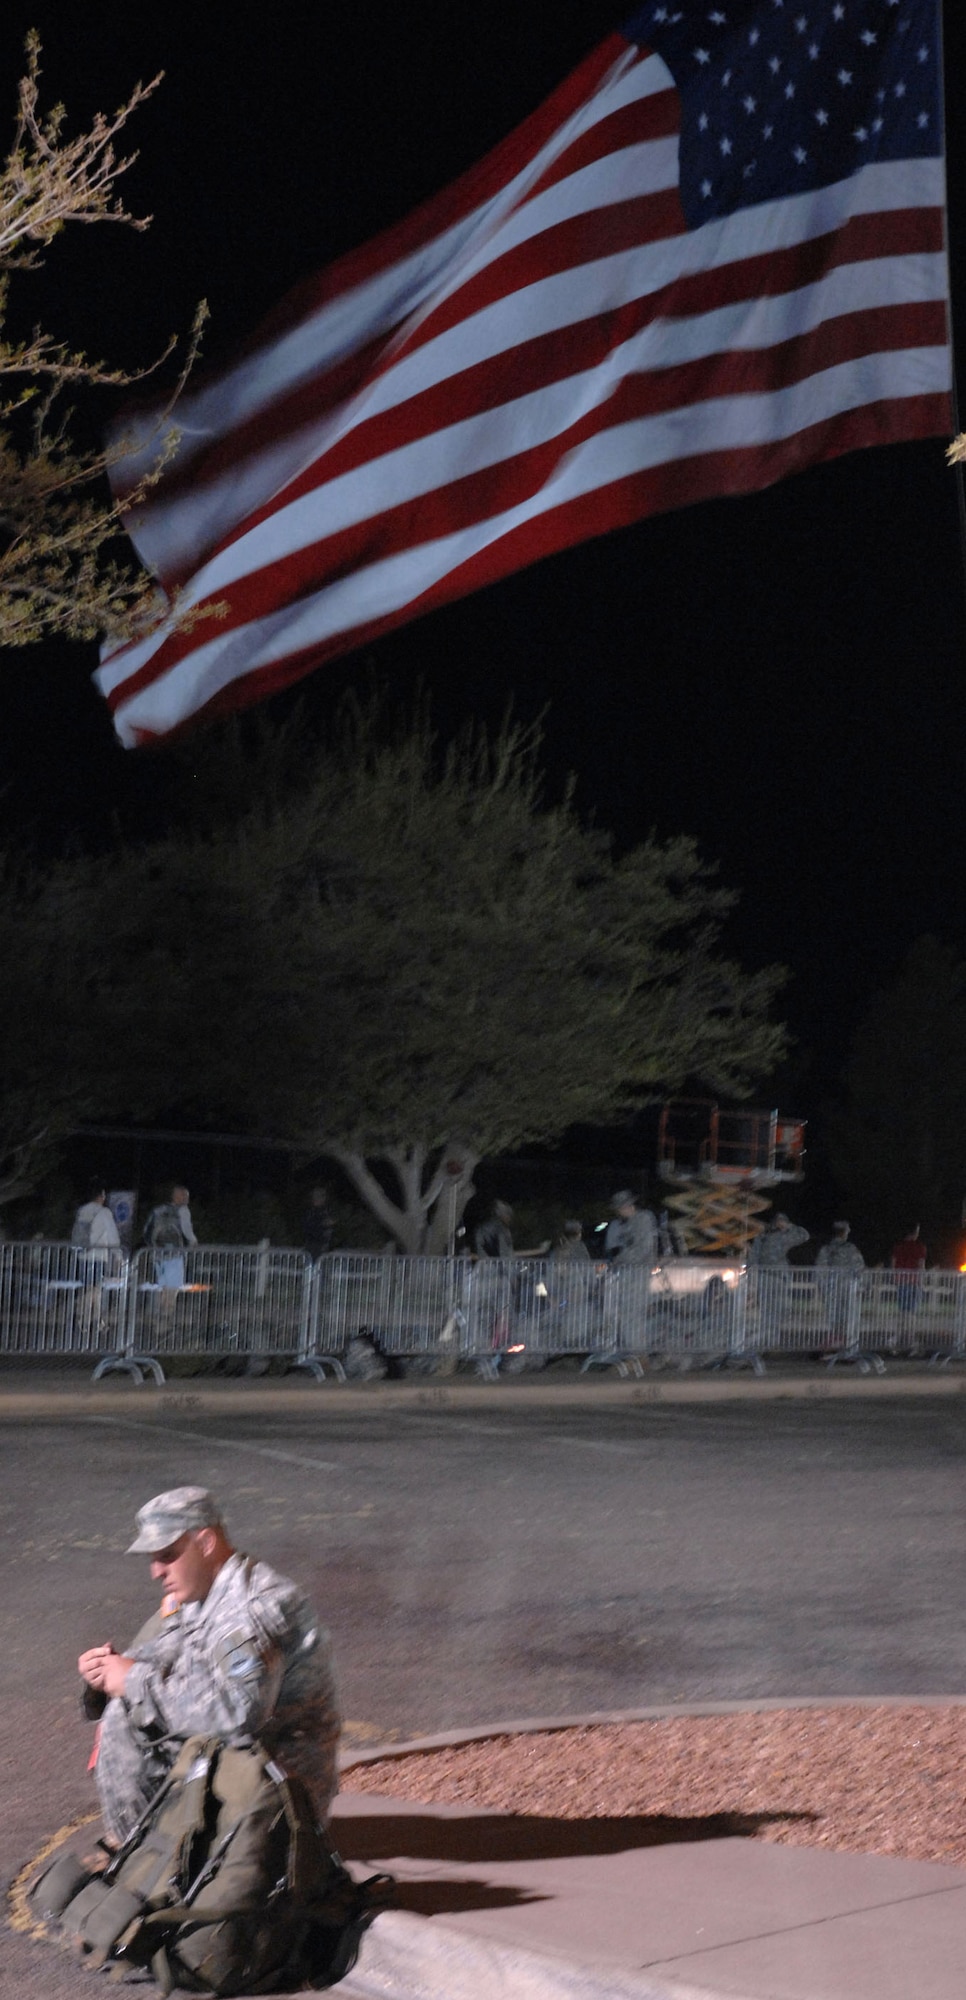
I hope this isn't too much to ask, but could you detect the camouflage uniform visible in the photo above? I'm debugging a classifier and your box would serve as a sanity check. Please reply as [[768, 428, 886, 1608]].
[[601, 1199, 657, 1352], [94, 1503, 340, 1843], [747, 1221, 810, 1267], [815, 1238, 865, 1271], [814, 1232, 865, 1340], [603, 1207, 657, 1265]]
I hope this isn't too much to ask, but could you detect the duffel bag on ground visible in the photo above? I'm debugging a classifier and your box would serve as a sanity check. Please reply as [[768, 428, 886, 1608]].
[[32, 1732, 392, 1994]]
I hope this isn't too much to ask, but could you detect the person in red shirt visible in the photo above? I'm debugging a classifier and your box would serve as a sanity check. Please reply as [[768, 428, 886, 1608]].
[[891, 1226, 926, 1312]]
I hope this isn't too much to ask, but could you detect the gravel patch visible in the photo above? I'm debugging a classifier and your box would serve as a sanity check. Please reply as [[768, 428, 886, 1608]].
[[347, 1707, 966, 1866]]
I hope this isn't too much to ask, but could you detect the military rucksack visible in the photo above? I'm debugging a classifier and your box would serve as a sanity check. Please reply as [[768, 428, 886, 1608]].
[[145, 1203, 186, 1253], [31, 1733, 391, 1995]]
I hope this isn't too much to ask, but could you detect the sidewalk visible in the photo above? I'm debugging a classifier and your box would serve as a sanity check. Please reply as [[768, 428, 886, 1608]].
[[332, 1782, 966, 2000], [3, 1362, 966, 1415]]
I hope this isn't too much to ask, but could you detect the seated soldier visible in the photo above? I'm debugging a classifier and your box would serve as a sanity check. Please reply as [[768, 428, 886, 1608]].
[[78, 1486, 341, 1845]]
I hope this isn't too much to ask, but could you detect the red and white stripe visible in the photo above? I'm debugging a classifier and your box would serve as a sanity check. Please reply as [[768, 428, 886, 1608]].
[[97, 30, 951, 745]]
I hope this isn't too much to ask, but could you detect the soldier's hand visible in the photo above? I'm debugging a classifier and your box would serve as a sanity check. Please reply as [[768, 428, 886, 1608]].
[[99, 1651, 135, 1697], [78, 1643, 134, 1697], [78, 1643, 114, 1683]]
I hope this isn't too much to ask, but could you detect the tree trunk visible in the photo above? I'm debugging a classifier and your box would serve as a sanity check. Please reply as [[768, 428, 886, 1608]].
[[423, 1141, 479, 1256], [324, 1145, 423, 1253], [325, 1139, 478, 1254]]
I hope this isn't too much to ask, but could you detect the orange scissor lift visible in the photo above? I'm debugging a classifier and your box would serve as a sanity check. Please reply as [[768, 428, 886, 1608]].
[[657, 1101, 806, 1257]]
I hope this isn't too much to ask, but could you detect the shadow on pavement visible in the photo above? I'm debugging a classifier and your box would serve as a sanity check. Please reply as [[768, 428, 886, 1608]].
[[391, 1880, 553, 1914], [337, 1807, 816, 1866]]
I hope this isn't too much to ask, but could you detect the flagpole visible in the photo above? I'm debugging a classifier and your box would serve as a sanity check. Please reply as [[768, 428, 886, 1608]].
[[937, 0, 966, 628]]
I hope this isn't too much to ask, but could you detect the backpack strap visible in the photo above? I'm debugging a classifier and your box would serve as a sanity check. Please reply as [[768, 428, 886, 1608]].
[[266, 1760, 325, 1903]]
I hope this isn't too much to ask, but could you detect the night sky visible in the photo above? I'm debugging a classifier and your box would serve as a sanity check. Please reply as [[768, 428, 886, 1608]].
[[1, 0, 965, 1144]]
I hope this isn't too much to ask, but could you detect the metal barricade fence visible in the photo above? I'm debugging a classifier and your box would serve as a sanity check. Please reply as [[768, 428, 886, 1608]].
[[853, 1269, 966, 1360], [302, 1257, 747, 1366], [307, 1255, 480, 1363], [126, 1244, 314, 1359], [746, 1268, 966, 1363], [464, 1258, 615, 1359], [301, 1256, 635, 1365], [0, 1240, 128, 1357], [311, 1252, 406, 1359], [5, 1242, 966, 1378], [746, 1268, 849, 1357], [643, 1261, 748, 1366]]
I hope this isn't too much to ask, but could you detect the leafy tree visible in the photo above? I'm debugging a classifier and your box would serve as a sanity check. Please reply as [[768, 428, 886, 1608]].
[[95, 708, 787, 1252], [825, 935, 966, 1260], [0, 35, 201, 647]]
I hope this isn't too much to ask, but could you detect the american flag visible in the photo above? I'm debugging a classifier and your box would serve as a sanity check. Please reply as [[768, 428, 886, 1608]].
[[98, 0, 951, 746]]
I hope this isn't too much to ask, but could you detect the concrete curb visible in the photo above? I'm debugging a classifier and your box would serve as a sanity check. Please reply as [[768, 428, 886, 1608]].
[[3, 1369, 966, 1419], [338, 1693, 966, 1772], [345, 1907, 720, 2000]]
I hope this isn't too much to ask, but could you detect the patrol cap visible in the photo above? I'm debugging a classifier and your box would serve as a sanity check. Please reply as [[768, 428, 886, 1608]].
[[610, 1189, 636, 1209], [127, 1485, 223, 1554]]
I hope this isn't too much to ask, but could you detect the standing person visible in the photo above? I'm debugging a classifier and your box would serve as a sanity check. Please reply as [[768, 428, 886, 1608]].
[[144, 1184, 197, 1293], [72, 1182, 122, 1331], [891, 1225, 926, 1272], [472, 1202, 548, 1369], [815, 1221, 865, 1347], [73, 1182, 123, 1255], [602, 1190, 657, 1356], [78, 1486, 341, 1846], [746, 1212, 810, 1267], [891, 1224, 927, 1315], [603, 1189, 657, 1266], [548, 1220, 591, 1348], [473, 1200, 515, 1259], [302, 1186, 334, 1259], [473, 1201, 515, 1365], [815, 1221, 865, 1272], [473, 1201, 549, 1259], [551, 1219, 590, 1261]]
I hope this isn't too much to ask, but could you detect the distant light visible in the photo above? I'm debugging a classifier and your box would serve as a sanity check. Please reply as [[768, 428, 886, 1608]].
[[594, 1221, 608, 1232], [506, 1343, 525, 1353]]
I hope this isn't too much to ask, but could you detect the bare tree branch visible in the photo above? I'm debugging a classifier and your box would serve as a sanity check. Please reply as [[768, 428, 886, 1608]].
[[0, 37, 208, 649]]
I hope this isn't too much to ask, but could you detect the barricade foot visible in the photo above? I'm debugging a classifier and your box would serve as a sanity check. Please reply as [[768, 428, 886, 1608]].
[[291, 1355, 347, 1382], [90, 1354, 165, 1386], [824, 1351, 886, 1375], [580, 1351, 645, 1378]]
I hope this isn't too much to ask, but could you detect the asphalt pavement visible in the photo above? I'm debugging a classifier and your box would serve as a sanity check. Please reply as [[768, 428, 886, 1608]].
[[4, 1383, 966, 1996]]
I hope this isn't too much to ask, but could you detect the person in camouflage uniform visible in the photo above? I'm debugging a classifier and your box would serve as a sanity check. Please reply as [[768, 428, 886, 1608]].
[[814, 1221, 865, 1272], [746, 1212, 810, 1267], [599, 1191, 658, 1355], [78, 1486, 341, 1844], [814, 1221, 865, 1343]]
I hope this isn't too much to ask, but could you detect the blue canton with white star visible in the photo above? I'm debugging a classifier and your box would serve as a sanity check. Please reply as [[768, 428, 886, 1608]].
[[622, 0, 943, 225]]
